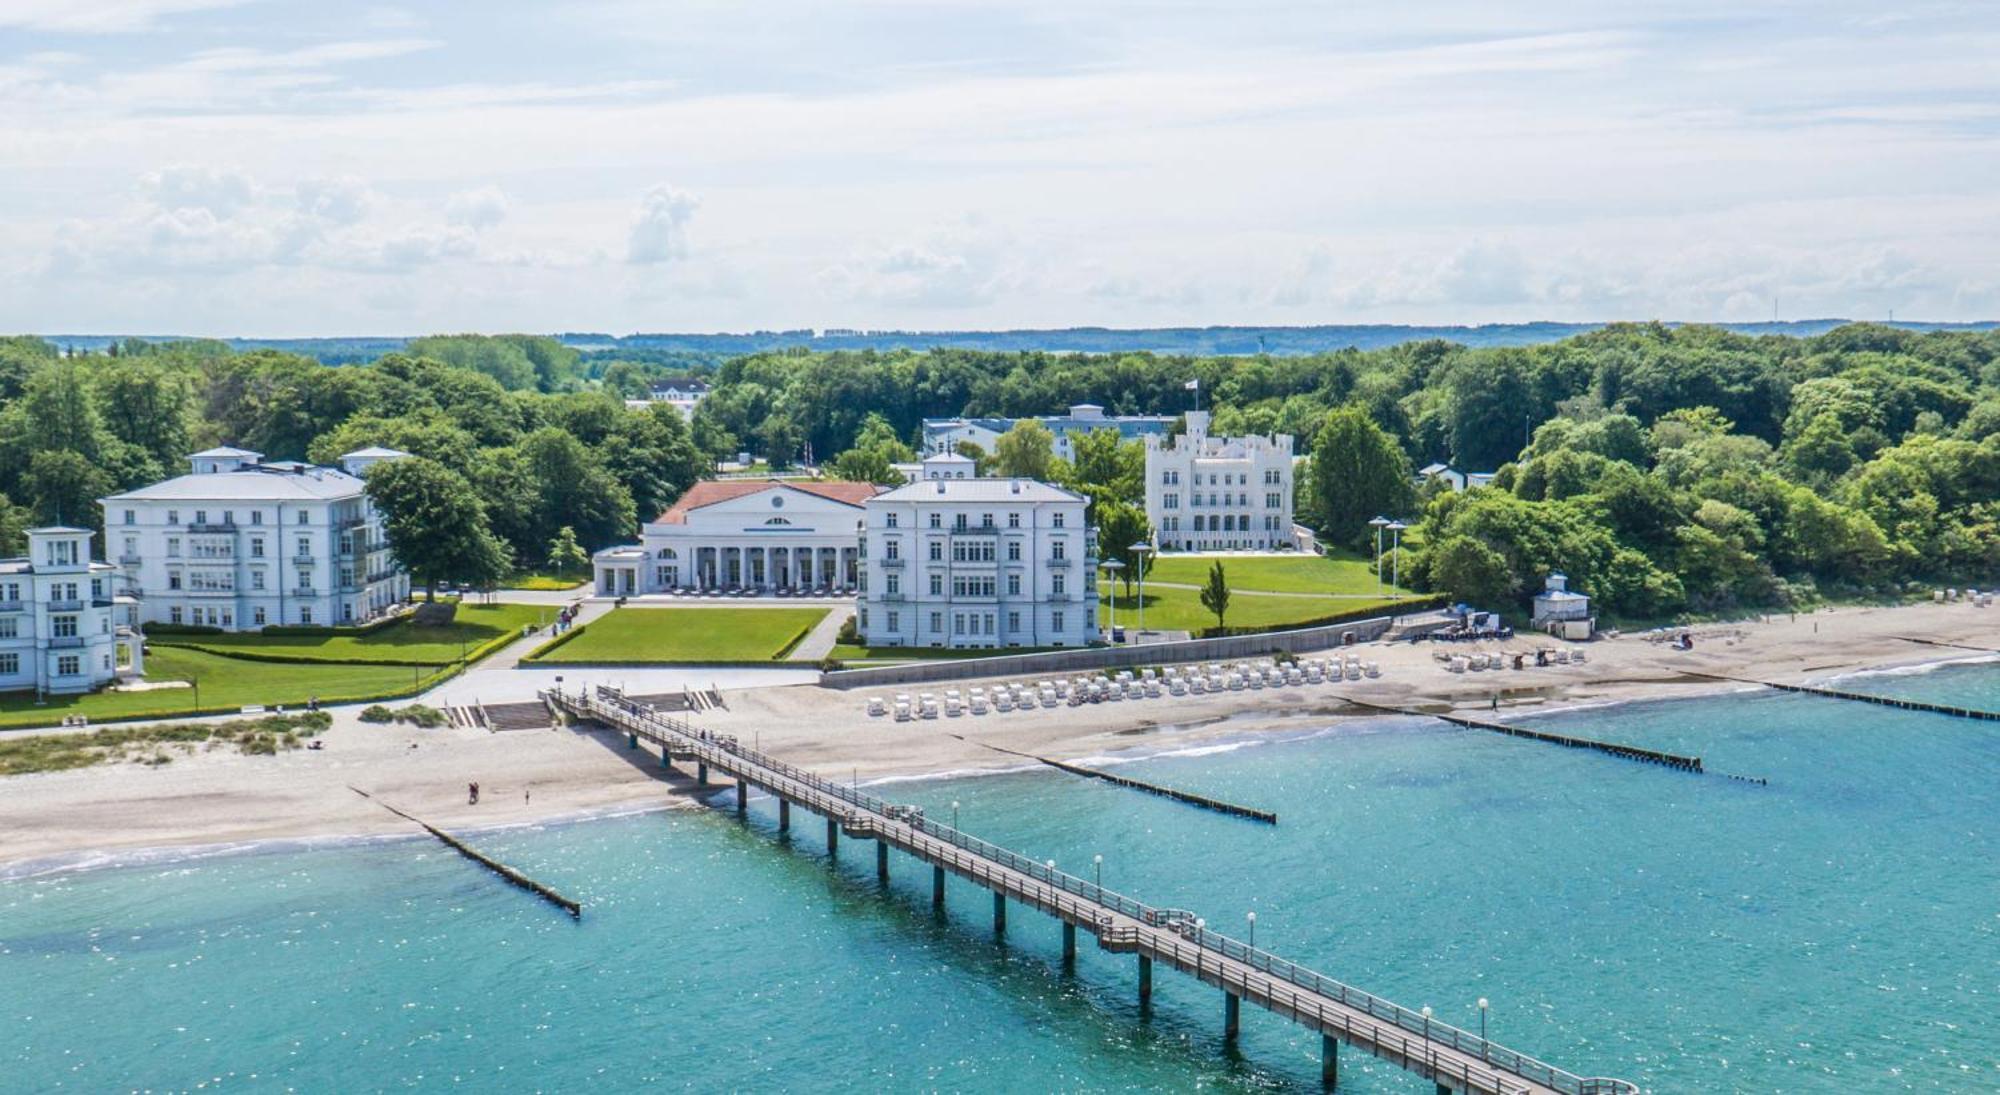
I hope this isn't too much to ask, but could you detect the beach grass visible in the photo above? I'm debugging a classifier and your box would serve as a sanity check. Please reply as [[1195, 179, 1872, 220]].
[[524, 606, 829, 664], [0, 647, 447, 731], [149, 603, 550, 666], [0, 710, 334, 775]]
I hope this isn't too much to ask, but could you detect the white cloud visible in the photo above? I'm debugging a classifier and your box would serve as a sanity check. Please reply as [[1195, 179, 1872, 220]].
[[445, 185, 509, 231], [626, 186, 698, 265], [0, 0, 250, 33], [142, 164, 255, 218]]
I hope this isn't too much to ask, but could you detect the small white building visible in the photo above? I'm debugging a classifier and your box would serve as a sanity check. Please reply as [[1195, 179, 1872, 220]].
[[857, 476, 1097, 649], [0, 527, 142, 695], [922, 403, 1177, 462], [1419, 464, 1498, 492], [99, 447, 412, 631], [1531, 572, 1595, 640], [1145, 411, 1294, 551], [647, 379, 711, 419], [591, 479, 882, 596]]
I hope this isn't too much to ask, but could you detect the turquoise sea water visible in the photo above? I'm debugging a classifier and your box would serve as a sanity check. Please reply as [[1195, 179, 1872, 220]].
[[6, 666, 2000, 1092]]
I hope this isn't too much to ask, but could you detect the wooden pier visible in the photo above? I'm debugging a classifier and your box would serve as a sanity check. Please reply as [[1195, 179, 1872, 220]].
[[551, 685, 1635, 1095]]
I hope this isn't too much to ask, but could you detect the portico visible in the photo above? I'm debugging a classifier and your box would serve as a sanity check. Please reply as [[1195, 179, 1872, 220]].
[[593, 480, 880, 596]]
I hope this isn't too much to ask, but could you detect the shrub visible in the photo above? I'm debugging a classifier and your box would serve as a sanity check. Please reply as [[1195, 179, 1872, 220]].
[[359, 704, 396, 723]]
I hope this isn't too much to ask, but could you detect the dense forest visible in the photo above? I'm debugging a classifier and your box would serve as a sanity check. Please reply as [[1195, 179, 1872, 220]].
[[3, 323, 1998, 621]]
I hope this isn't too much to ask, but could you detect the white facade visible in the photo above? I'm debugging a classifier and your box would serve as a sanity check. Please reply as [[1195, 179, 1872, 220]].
[[1531, 572, 1594, 638], [0, 528, 142, 695], [1419, 464, 1498, 492], [98, 447, 412, 632], [857, 477, 1098, 650], [646, 379, 711, 419], [591, 480, 879, 596], [1145, 411, 1295, 551]]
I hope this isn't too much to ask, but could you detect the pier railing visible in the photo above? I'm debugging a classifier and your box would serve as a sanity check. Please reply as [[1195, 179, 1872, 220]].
[[561, 685, 1637, 1095]]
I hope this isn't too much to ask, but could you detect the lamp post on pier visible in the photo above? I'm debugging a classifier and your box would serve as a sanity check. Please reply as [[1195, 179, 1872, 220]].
[[1478, 997, 1489, 1047], [1246, 910, 1256, 947], [951, 800, 959, 829], [1094, 853, 1103, 889]]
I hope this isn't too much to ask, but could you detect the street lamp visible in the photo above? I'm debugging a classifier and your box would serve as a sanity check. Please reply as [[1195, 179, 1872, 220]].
[[1478, 997, 1489, 1046], [1246, 910, 1256, 947], [1100, 559, 1124, 638], [1368, 516, 1392, 592], [1387, 521, 1408, 593], [1093, 853, 1103, 888], [1421, 1005, 1433, 1063], [951, 800, 960, 828], [1128, 542, 1154, 635]]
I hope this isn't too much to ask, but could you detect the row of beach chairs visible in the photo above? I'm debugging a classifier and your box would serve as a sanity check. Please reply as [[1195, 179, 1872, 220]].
[[863, 655, 1385, 720]]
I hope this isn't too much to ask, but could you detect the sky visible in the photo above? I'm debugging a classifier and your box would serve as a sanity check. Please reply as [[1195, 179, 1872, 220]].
[[1, 0, 1997, 336]]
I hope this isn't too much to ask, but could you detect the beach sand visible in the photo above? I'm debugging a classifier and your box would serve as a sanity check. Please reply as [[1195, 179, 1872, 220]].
[[3, 600, 1994, 874]]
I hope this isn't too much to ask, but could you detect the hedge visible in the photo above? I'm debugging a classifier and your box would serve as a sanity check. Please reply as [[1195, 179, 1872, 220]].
[[1191, 595, 1449, 639]]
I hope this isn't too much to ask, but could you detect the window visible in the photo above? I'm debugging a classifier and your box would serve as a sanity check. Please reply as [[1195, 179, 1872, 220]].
[[927, 542, 941, 561], [1052, 540, 1066, 560], [296, 536, 311, 558], [123, 510, 135, 525], [930, 574, 943, 595], [1007, 611, 1020, 631], [885, 574, 900, 595], [166, 537, 181, 557], [886, 541, 900, 560], [886, 513, 899, 528], [194, 510, 207, 525], [1007, 574, 1021, 596], [299, 605, 313, 624], [929, 512, 941, 529], [167, 572, 182, 590], [1052, 574, 1066, 595], [981, 513, 993, 528], [0, 619, 14, 638], [954, 513, 967, 530], [1006, 541, 1021, 561], [1267, 492, 1281, 509], [123, 536, 137, 557], [886, 611, 899, 631], [254, 606, 267, 626], [0, 653, 16, 675], [250, 511, 263, 526], [1008, 512, 1020, 528], [1052, 512, 1066, 528], [57, 655, 79, 677], [297, 511, 309, 524], [930, 612, 943, 632], [1052, 610, 1065, 631], [169, 606, 183, 625], [167, 510, 179, 525], [251, 538, 265, 558], [249, 570, 265, 591]]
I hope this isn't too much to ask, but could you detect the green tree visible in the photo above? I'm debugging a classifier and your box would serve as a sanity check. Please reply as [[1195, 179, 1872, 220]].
[[991, 420, 1057, 480], [1309, 405, 1418, 549], [1095, 501, 1153, 596], [1428, 535, 1514, 607], [1199, 560, 1231, 629], [365, 457, 509, 600], [547, 525, 588, 575], [23, 451, 112, 532]]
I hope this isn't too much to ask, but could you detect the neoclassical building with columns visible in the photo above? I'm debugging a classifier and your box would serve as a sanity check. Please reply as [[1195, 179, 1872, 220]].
[[592, 480, 881, 596]]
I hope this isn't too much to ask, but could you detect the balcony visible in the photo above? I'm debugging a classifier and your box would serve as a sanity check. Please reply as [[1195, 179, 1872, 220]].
[[46, 599, 84, 612], [877, 556, 905, 568], [48, 636, 84, 649], [1045, 557, 1073, 567], [188, 522, 237, 534], [948, 523, 1000, 536], [0, 601, 21, 614], [118, 554, 143, 565], [878, 591, 906, 602], [335, 516, 368, 532], [293, 553, 315, 563], [91, 596, 114, 608]]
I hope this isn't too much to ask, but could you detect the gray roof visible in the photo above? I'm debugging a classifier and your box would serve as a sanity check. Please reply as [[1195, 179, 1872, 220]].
[[872, 478, 1084, 504], [102, 465, 367, 503], [29, 525, 93, 535], [922, 415, 1174, 441], [191, 446, 263, 459], [341, 446, 410, 459]]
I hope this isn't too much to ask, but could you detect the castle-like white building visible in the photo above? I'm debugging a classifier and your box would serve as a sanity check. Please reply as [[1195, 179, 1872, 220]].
[[856, 455, 1097, 649], [99, 447, 411, 632], [1144, 411, 1295, 551], [0, 527, 142, 695]]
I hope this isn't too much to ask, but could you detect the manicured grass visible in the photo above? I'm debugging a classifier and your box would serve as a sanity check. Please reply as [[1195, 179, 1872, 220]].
[[525, 607, 830, 664], [152, 603, 550, 666], [1101, 586, 1410, 634], [0, 647, 443, 731], [1145, 551, 1417, 596], [502, 570, 589, 591]]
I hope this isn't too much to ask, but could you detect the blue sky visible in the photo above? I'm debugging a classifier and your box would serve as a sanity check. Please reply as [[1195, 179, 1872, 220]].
[[2, 0, 1996, 335]]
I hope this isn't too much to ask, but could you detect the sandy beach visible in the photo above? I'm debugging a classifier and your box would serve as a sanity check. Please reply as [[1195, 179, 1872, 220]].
[[3, 599, 1995, 876]]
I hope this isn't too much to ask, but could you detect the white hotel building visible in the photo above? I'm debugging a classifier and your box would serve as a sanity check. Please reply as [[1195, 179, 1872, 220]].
[[857, 456, 1098, 649], [1144, 411, 1296, 552], [592, 479, 880, 596], [0, 527, 142, 695], [99, 447, 411, 632]]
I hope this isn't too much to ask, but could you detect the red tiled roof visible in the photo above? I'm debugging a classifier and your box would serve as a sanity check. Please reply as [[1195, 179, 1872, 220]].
[[653, 479, 882, 524]]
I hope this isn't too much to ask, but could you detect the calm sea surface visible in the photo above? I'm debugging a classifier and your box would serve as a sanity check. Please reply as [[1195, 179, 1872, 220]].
[[6, 664, 2000, 1092]]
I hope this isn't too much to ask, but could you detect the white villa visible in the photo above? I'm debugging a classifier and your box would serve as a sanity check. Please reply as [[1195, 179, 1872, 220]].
[[98, 446, 412, 632], [922, 403, 1176, 461], [591, 479, 882, 596], [0, 527, 142, 695], [1418, 463, 1498, 492], [1144, 411, 1296, 551], [856, 460, 1097, 649]]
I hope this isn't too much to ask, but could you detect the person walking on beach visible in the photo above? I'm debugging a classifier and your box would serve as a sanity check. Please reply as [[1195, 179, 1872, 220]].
[[468, 781, 480, 805]]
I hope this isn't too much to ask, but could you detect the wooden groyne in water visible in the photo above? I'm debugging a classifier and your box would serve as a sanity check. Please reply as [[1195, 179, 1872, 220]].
[[1336, 696, 1770, 785], [349, 787, 582, 918], [1690, 670, 2000, 723], [951, 736, 1278, 823]]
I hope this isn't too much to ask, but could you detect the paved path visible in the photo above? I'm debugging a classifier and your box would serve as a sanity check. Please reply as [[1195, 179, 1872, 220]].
[[480, 599, 613, 671], [788, 606, 855, 661]]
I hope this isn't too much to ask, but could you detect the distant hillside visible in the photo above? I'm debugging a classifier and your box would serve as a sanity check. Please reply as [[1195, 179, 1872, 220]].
[[39, 319, 2000, 365]]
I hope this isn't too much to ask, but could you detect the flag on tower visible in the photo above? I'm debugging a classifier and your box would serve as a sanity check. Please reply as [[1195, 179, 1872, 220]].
[[1184, 379, 1199, 390]]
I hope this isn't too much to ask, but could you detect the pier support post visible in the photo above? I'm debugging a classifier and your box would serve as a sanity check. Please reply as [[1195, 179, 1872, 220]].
[[697, 762, 708, 786], [1138, 955, 1153, 1008], [659, 744, 670, 769], [778, 799, 791, 832], [876, 840, 889, 882], [627, 731, 637, 750], [932, 865, 946, 908], [826, 817, 838, 855], [1435, 1085, 1449, 1095], [1224, 993, 1240, 1042], [736, 779, 749, 814], [1321, 1034, 1338, 1087], [1062, 922, 1077, 966], [993, 891, 1006, 934]]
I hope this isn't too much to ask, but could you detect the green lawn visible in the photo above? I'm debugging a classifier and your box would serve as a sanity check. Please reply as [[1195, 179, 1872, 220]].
[[525, 607, 830, 664], [0, 647, 444, 730], [1144, 551, 1418, 596], [152, 603, 550, 665], [502, 570, 589, 591], [1101, 586, 1409, 634]]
